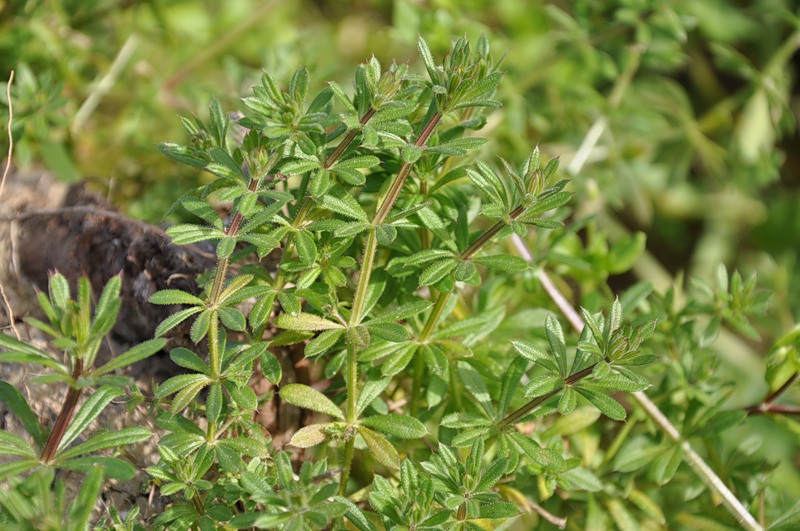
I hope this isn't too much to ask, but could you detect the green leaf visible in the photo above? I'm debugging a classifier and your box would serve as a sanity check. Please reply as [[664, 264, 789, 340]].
[[260, 351, 282, 385], [216, 236, 237, 259], [60, 386, 124, 451], [206, 382, 223, 423], [334, 155, 380, 170], [166, 224, 225, 245], [288, 423, 333, 448], [558, 386, 577, 415], [607, 232, 646, 274], [768, 501, 800, 530], [67, 465, 104, 531], [356, 377, 391, 416], [0, 334, 65, 372], [49, 273, 70, 311], [361, 414, 427, 439], [365, 322, 409, 342], [358, 426, 400, 469], [282, 158, 322, 175], [179, 197, 224, 229], [228, 383, 258, 411], [91, 275, 122, 336], [545, 314, 568, 376], [294, 230, 317, 266], [524, 374, 563, 398], [317, 189, 368, 221], [511, 339, 548, 363], [60, 456, 137, 480], [479, 502, 519, 520], [57, 426, 151, 461], [279, 384, 344, 420], [0, 458, 39, 479], [458, 361, 495, 418], [169, 347, 209, 374], [156, 373, 212, 399], [218, 307, 246, 331], [149, 289, 204, 306], [92, 338, 166, 377], [381, 343, 418, 376], [472, 254, 529, 272], [276, 313, 344, 331], [0, 431, 36, 458], [401, 145, 423, 164], [334, 496, 379, 531], [575, 387, 627, 421], [0, 381, 43, 448], [419, 259, 458, 286], [417, 35, 439, 83], [190, 310, 212, 343], [305, 329, 344, 358], [421, 344, 447, 376], [155, 306, 203, 337]]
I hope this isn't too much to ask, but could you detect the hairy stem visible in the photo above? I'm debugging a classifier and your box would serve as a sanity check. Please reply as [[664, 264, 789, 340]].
[[41, 359, 83, 463], [373, 113, 442, 224], [338, 111, 443, 495], [460, 205, 525, 261], [339, 342, 360, 496], [339, 434, 356, 496]]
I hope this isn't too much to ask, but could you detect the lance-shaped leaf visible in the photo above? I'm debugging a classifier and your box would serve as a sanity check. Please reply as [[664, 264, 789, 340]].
[[359, 426, 400, 469], [458, 361, 495, 419], [56, 426, 151, 461], [317, 188, 369, 221], [289, 423, 335, 448], [276, 313, 345, 331], [60, 386, 124, 451], [0, 334, 66, 372], [0, 431, 36, 458], [92, 338, 166, 377], [575, 386, 627, 421], [68, 465, 105, 529], [279, 384, 344, 420], [0, 382, 43, 448], [419, 259, 458, 286], [361, 414, 427, 439], [472, 254, 530, 272], [154, 306, 203, 337]]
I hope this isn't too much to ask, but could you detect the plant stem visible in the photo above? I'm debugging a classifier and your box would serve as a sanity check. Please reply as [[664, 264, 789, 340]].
[[460, 205, 525, 261], [339, 432, 356, 496], [745, 372, 799, 416], [373, 113, 442, 225], [338, 111, 443, 495], [339, 342, 360, 496], [41, 359, 83, 463]]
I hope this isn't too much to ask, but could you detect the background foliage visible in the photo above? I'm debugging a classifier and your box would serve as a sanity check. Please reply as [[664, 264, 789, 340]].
[[2, 0, 799, 529]]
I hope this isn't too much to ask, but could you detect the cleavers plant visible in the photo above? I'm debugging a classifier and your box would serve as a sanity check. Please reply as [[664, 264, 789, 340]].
[[142, 35, 662, 529]]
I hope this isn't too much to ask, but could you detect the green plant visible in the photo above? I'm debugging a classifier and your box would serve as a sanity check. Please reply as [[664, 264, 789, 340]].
[[0, 273, 164, 480], [137, 33, 760, 530], [2, 23, 799, 529]]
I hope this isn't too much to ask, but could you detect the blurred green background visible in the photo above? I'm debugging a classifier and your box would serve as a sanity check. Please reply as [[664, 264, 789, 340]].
[[2, 0, 799, 526]]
